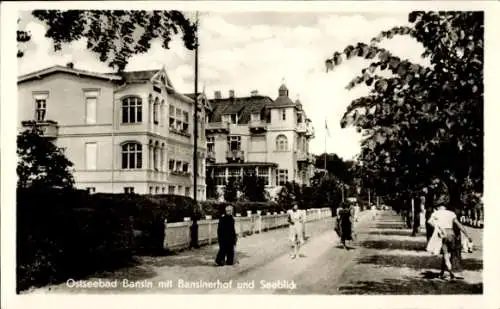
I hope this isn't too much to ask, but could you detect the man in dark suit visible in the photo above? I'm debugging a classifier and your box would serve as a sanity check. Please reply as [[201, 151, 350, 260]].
[[215, 205, 237, 266]]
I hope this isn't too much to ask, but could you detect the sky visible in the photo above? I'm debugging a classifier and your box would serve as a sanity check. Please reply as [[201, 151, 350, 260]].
[[17, 10, 427, 160]]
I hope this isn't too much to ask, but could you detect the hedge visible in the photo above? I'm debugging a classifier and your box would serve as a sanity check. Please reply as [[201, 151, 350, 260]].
[[200, 200, 289, 218], [17, 189, 199, 292]]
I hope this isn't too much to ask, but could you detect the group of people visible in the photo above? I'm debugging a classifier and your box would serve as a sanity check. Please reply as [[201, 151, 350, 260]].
[[214, 203, 308, 266]]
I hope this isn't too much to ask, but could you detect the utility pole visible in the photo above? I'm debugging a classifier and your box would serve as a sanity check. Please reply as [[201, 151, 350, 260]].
[[193, 11, 199, 204]]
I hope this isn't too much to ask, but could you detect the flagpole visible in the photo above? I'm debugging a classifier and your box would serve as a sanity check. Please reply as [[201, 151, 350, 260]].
[[324, 118, 327, 173]]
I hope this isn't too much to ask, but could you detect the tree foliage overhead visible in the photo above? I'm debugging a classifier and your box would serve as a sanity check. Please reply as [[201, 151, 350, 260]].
[[18, 10, 198, 72], [325, 11, 483, 205], [17, 127, 75, 189]]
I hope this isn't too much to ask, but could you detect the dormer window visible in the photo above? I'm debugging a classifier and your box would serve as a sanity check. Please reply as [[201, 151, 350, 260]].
[[222, 115, 231, 123], [281, 109, 286, 121], [251, 113, 260, 121], [230, 114, 238, 124], [297, 113, 303, 124]]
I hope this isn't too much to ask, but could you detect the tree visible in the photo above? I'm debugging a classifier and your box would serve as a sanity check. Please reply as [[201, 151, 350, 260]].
[[17, 126, 75, 189], [314, 153, 356, 186], [223, 177, 238, 203], [276, 181, 303, 208], [325, 11, 483, 207], [240, 172, 266, 202], [17, 10, 197, 72]]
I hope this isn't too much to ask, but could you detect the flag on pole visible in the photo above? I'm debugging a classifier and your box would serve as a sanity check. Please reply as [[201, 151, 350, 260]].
[[325, 118, 330, 137]]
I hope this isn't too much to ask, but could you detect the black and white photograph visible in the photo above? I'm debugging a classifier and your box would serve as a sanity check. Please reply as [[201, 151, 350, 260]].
[[1, 1, 496, 306]]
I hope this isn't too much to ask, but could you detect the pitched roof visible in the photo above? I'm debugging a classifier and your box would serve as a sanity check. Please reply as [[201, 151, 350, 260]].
[[208, 95, 273, 124], [18, 65, 122, 83], [117, 70, 158, 84]]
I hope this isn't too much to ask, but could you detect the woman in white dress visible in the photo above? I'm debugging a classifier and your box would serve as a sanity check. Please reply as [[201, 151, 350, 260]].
[[288, 203, 304, 259]]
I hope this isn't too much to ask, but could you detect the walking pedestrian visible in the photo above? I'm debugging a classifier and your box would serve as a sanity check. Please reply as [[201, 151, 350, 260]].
[[215, 205, 237, 266], [288, 202, 304, 259], [337, 202, 354, 249], [427, 181, 473, 280]]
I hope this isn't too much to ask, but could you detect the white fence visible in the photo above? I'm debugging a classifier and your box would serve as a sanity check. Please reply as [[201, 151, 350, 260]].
[[163, 207, 332, 251]]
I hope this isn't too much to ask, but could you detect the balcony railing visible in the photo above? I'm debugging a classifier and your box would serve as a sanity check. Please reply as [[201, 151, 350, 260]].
[[226, 149, 245, 162], [21, 120, 59, 138], [249, 120, 267, 133], [297, 152, 314, 164], [206, 122, 230, 133], [170, 170, 191, 177], [296, 122, 307, 134], [206, 150, 216, 163]]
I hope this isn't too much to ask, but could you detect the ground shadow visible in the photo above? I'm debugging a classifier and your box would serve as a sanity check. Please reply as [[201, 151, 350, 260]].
[[137, 247, 251, 268], [338, 277, 483, 294], [357, 254, 483, 271], [375, 223, 407, 230], [367, 230, 415, 237], [361, 239, 426, 251]]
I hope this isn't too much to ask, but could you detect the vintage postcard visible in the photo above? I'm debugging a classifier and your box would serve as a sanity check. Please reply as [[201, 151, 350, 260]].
[[1, 1, 499, 309]]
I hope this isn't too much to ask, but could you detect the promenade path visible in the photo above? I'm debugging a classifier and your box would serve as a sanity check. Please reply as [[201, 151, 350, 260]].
[[28, 210, 482, 295]]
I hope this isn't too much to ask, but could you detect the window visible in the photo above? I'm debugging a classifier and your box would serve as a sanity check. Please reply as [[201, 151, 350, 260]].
[[153, 144, 158, 170], [149, 186, 154, 194], [182, 162, 189, 173], [176, 161, 182, 172], [85, 142, 97, 170], [162, 187, 166, 194], [122, 96, 142, 123], [215, 168, 226, 185], [207, 136, 215, 153], [86, 187, 96, 194], [227, 136, 241, 151], [297, 113, 303, 124], [178, 186, 183, 194], [251, 113, 260, 121], [222, 115, 231, 123], [153, 99, 159, 124], [185, 187, 190, 197], [35, 99, 46, 121], [257, 167, 269, 186], [230, 114, 238, 124], [183, 111, 189, 132], [276, 169, 288, 186], [276, 135, 288, 151], [124, 187, 135, 194], [168, 185, 175, 194], [169, 159, 175, 171], [153, 86, 161, 93], [281, 109, 286, 121], [121, 143, 142, 169], [85, 97, 97, 124], [228, 167, 241, 182], [155, 186, 160, 194]]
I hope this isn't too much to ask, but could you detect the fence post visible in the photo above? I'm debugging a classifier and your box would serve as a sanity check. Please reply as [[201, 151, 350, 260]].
[[184, 217, 191, 248], [163, 218, 168, 250], [206, 215, 212, 245], [247, 211, 252, 234], [257, 210, 262, 233], [236, 213, 242, 236]]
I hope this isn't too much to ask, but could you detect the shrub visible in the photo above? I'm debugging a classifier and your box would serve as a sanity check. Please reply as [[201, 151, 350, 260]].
[[16, 188, 134, 292]]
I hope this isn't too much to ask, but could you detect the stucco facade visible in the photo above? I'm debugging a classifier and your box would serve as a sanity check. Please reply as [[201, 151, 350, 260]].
[[18, 65, 207, 199]]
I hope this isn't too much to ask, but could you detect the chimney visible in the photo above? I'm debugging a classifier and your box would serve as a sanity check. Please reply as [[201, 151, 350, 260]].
[[250, 90, 258, 96], [66, 62, 74, 69], [214, 90, 222, 99], [229, 90, 235, 98]]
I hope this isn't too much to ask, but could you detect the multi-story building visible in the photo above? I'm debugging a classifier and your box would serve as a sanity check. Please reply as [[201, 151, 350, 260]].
[[205, 84, 315, 199], [17, 63, 207, 199]]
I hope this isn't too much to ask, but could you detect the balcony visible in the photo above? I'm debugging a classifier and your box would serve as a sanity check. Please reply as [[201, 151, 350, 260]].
[[306, 126, 315, 138], [206, 150, 216, 163], [206, 122, 230, 134], [297, 152, 314, 164], [21, 120, 59, 138], [226, 149, 245, 163], [249, 120, 267, 134], [170, 170, 191, 177], [296, 122, 307, 134]]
